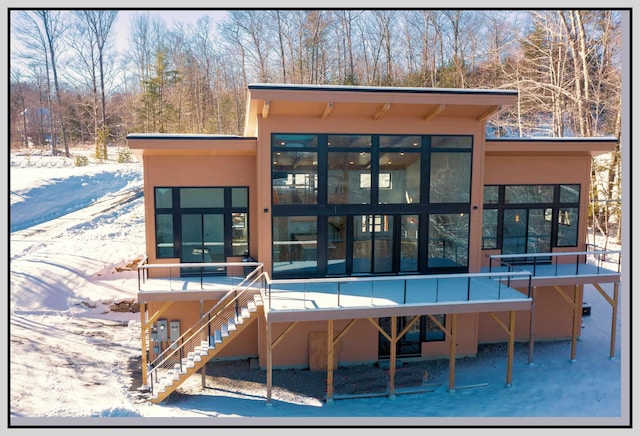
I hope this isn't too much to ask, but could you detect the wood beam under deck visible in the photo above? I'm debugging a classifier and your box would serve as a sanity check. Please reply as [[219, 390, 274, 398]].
[[266, 321, 298, 404], [265, 299, 532, 400], [514, 273, 621, 364], [546, 284, 582, 362], [489, 311, 517, 387], [528, 286, 537, 364], [592, 282, 620, 359], [325, 319, 358, 402]]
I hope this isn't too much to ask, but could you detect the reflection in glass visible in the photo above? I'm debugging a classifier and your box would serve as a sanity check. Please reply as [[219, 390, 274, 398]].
[[231, 188, 248, 208], [502, 209, 527, 254], [373, 215, 393, 273], [557, 208, 579, 246], [272, 151, 318, 205], [483, 185, 499, 204], [328, 151, 371, 204], [328, 216, 347, 275], [155, 187, 173, 208], [378, 152, 420, 204], [272, 216, 318, 274], [353, 215, 373, 273], [430, 153, 471, 203], [505, 185, 553, 204], [560, 184, 580, 203], [232, 212, 248, 256], [527, 208, 551, 253], [155, 213, 174, 258], [327, 134, 371, 148], [428, 213, 469, 267], [482, 209, 498, 249], [400, 215, 419, 272], [180, 188, 224, 208]]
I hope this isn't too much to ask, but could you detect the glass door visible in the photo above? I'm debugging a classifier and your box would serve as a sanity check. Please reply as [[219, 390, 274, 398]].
[[180, 213, 224, 276]]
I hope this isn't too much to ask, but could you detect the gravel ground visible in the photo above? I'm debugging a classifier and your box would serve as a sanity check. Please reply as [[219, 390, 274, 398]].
[[165, 356, 451, 405]]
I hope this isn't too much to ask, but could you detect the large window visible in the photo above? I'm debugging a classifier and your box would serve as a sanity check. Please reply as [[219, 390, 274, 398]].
[[271, 133, 473, 278], [482, 184, 580, 253], [154, 187, 249, 260]]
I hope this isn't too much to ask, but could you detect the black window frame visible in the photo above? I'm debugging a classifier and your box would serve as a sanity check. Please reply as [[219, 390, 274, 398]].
[[153, 186, 249, 259], [481, 184, 581, 251]]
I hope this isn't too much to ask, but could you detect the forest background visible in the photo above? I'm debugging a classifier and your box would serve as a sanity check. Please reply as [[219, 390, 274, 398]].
[[8, 8, 626, 243]]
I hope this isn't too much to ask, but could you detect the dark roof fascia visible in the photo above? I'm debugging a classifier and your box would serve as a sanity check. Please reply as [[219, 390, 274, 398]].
[[487, 137, 619, 143], [248, 83, 518, 97], [126, 133, 256, 140]]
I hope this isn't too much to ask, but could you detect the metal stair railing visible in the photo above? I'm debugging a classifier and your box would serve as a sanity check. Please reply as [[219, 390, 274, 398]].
[[146, 265, 266, 398]]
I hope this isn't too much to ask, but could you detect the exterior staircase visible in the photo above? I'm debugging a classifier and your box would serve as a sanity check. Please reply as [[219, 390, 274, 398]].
[[147, 291, 264, 404]]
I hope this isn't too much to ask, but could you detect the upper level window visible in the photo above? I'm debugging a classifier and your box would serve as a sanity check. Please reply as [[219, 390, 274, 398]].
[[429, 136, 473, 203], [482, 184, 581, 251], [154, 187, 249, 259]]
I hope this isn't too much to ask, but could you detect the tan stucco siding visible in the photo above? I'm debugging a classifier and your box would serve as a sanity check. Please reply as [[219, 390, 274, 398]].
[[140, 154, 259, 267]]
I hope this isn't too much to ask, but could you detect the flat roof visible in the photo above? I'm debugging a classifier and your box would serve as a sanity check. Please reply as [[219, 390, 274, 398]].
[[248, 83, 518, 97], [127, 133, 255, 140]]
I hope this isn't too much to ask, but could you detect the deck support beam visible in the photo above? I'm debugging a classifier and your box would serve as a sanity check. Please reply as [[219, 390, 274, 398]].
[[570, 284, 583, 362], [448, 313, 457, 391], [489, 310, 516, 386], [593, 281, 620, 359], [528, 286, 537, 364], [389, 316, 397, 398], [326, 320, 334, 401], [266, 321, 273, 404], [140, 302, 147, 385]]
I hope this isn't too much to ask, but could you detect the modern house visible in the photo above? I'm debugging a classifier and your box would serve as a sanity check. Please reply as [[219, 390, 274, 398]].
[[127, 83, 621, 404]]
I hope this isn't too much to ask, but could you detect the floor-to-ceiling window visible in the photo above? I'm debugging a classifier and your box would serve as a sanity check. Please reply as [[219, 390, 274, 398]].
[[271, 133, 472, 278]]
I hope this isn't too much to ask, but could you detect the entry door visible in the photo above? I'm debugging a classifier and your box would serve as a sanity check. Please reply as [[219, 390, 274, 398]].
[[180, 213, 224, 275]]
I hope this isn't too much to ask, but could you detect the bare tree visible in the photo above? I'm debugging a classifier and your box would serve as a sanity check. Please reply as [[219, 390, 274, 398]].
[[70, 10, 118, 157], [12, 10, 70, 156], [33, 10, 71, 157]]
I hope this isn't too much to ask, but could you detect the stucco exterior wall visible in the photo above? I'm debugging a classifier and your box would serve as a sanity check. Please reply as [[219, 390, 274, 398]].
[[140, 153, 258, 272], [477, 284, 582, 343]]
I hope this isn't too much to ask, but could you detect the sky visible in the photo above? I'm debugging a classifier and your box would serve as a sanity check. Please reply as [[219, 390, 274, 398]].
[[7, 146, 632, 430]]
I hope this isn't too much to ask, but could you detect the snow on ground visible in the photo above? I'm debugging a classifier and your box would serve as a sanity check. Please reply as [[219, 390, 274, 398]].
[[6, 146, 632, 430]]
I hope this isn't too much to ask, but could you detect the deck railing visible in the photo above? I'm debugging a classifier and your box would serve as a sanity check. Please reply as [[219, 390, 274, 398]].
[[488, 246, 621, 277], [136, 257, 263, 291], [263, 270, 533, 310]]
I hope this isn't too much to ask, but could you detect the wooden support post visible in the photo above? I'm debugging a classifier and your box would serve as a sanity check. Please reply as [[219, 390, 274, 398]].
[[389, 316, 397, 398], [326, 320, 334, 402], [570, 284, 580, 362], [528, 286, 536, 364], [140, 302, 147, 386], [266, 321, 273, 404], [448, 313, 457, 391], [506, 311, 515, 387], [610, 282, 619, 359]]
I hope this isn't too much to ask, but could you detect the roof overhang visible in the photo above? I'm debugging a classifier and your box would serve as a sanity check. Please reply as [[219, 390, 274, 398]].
[[244, 83, 518, 136], [126, 133, 257, 161], [485, 137, 618, 158]]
